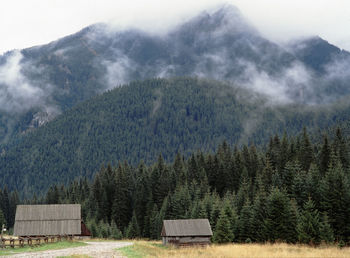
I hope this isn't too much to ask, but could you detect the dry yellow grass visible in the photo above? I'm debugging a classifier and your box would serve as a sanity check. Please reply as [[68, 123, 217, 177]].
[[120, 241, 350, 258]]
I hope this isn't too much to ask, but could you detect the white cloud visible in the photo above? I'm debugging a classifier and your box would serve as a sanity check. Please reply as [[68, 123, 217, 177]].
[[0, 0, 349, 54], [102, 55, 134, 89], [239, 60, 313, 104], [0, 51, 57, 113], [0, 51, 43, 112], [229, 0, 350, 50]]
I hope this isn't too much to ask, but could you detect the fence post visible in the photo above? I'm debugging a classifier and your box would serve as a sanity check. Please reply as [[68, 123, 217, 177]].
[[19, 238, 24, 247]]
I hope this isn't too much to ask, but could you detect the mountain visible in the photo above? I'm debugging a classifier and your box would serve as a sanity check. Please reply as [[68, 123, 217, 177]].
[[1, 77, 350, 196], [1, 4, 350, 196], [1, 5, 349, 146], [290, 36, 350, 73]]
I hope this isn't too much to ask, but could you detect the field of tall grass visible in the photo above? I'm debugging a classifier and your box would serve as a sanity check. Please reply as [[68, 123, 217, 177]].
[[119, 241, 350, 258]]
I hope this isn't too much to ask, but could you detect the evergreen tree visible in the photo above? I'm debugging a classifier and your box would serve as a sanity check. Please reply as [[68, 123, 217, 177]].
[[319, 213, 334, 244], [237, 199, 253, 242], [169, 184, 191, 219], [250, 189, 268, 242], [265, 188, 297, 243], [222, 197, 238, 239], [278, 132, 290, 171], [126, 211, 140, 239], [282, 161, 301, 195], [213, 208, 234, 243], [319, 134, 331, 175], [112, 164, 131, 230], [231, 146, 244, 192], [292, 169, 311, 207], [173, 153, 187, 185], [97, 220, 109, 238], [333, 128, 349, 170], [297, 199, 321, 245], [320, 161, 350, 241], [149, 204, 160, 240], [0, 209, 6, 228], [209, 198, 221, 233], [299, 127, 313, 171], [110, 220, 123, 239], [260, 159, 274, 193], [87, 219, 98, 238]]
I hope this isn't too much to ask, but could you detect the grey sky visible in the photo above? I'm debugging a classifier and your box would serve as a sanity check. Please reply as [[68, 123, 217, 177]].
[[1, 0, 349, 54]]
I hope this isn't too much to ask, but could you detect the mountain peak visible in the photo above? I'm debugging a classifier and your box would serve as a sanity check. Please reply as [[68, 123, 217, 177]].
[[208, 4, 256, 34], [211, 3, 242, 17], [289, 35, 345, 72], [172, 4, 256, 39]]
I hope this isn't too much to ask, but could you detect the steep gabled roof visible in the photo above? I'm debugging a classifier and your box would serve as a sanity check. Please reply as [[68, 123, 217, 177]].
[[161, 219, 213, 237], [14, 204, 81, 236]]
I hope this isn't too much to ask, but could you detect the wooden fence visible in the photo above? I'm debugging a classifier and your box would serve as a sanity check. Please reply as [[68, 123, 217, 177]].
[[1, 235, 73, 249]]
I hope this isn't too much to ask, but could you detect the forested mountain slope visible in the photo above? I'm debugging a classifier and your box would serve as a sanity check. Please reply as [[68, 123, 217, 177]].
[[1, 77, 350, 196]]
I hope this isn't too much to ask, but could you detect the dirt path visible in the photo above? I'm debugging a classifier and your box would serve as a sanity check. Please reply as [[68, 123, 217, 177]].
[[3, 241, 133, 258]]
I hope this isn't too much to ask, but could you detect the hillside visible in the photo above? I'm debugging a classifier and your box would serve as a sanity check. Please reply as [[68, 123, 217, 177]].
[[1, 77, 350, 196]]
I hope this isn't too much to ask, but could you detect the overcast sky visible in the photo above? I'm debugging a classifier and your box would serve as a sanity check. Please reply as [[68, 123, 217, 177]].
[[1, 0, 350, 54]]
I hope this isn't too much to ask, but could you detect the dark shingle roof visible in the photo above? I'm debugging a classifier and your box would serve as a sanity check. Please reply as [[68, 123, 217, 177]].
[[161, 219, 213, 237], [14, 204, 81, 236]]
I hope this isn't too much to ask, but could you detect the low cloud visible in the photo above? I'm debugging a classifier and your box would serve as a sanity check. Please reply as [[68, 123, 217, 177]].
[[0, 51, 60, 117], [324, 56, 350, 81], [238, 61, 313, 104], [0, 51, 47, 113], [102, 55, 134, 89]]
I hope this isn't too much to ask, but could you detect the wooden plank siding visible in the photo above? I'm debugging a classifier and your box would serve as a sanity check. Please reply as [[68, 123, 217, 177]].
[[14, 204, 81, 236], [161, 219, 213, 246]]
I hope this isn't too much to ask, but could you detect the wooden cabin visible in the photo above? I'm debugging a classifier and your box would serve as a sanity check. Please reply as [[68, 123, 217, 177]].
[[161, 219, 213, 247], [13, 204, 91, 238]]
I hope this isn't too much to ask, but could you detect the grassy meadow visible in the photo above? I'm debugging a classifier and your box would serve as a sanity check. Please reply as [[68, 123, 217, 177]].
[[119, 241, 350, 258], [0, 240, 87, 256]]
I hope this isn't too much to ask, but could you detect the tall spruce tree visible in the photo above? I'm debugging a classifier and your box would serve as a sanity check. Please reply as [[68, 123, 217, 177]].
[[126, 211, 141, 239], [297, 199, 321, 245], [237, 199, 253, 242], [319, 213, 334, 244], [319, 135, 331, 175], [299, 127, 313, 171], [265, 188, 297, 243], [320, 161, 350, 241], [213, 208, 234, 243], [0, 209, 6, 228], [112, 164, 131, 231], [250, 189, 268, 242]]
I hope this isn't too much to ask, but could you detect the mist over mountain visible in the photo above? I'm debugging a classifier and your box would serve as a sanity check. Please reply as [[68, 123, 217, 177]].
[[0, 3, 348, 176], [0, 4, 349, 147]]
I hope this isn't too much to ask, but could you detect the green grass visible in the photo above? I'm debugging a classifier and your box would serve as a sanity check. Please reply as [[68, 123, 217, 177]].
[[118, 241, 170, 258], [150, 243, 168, 249], [118, 244, 144, 258], [0, 241, 87, 256]]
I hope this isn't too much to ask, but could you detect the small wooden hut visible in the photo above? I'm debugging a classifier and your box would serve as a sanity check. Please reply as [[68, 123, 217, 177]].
[[13, 204, 91, 238], [161, 219, 213, 247]]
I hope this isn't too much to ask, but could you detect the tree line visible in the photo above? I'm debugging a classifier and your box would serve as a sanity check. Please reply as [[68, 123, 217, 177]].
[[1, 127, 350, 245]]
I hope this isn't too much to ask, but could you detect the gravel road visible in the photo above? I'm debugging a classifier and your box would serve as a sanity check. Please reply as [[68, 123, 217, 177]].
[[2, 241, 133, 258]]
